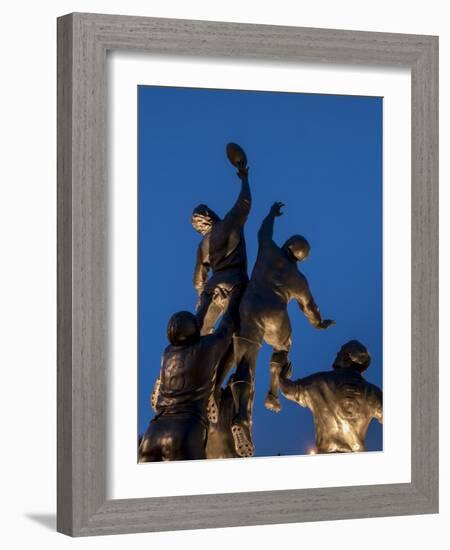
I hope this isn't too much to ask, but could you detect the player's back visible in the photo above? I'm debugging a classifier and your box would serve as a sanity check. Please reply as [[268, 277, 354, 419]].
[[208, 218, 247, 275], [303, 370, 379, 453], [249, 240, 305, 304], [156, 341, 217, 418]]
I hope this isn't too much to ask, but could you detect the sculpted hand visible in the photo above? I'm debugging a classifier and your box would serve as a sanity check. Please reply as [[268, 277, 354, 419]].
[[237, 161, 249, 180], [317, 319, 336, 329], [212, 286, 230, 308], [270, 202, 284, 217]]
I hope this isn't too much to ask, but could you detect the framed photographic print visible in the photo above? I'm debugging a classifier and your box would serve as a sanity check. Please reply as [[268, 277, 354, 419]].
[[57, 13, 438, 536]]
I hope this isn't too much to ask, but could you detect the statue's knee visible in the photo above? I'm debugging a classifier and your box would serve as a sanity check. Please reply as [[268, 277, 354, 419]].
[[234, 336, 260, 357], [233, 369, 252, 385]]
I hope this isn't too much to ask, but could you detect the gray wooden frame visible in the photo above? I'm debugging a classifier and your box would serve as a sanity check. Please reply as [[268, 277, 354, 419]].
[[57, 12, 438, 537]]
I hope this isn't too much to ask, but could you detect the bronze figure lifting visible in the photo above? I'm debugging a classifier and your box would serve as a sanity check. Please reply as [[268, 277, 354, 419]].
[[138, 289, 240, 462], [278, 340, 383, 453]]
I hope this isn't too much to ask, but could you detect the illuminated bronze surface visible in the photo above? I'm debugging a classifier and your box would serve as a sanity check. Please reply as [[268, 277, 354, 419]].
[[191, 143, 252, 440], [206, 371, 258, 459], [279, 340, 383, 453], [138, 290, 240, 462], [192, 143, 251, 335], [230, 202, 335, 456], [138, 146, 381, 463], [206, 375, 240, 459]]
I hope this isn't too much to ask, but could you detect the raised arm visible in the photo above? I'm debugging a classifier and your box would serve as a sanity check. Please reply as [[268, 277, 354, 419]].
[[193, 238, 210, 295], [278, 362, 308, 406], [295, 275, 335, 330], [202, 286, 241, 358], [223, 165, 251, 227], [150, 376, 161, 412], [258, 201, 284, 246]]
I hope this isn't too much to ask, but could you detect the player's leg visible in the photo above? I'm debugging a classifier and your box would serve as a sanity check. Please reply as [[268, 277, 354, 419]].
[[225, 292, 264, 457], [264, 309, 292, 412], [207, 281, 248, 423], [207, 343, 234, 424], [213, 281, 248, 391], [230, 334, 262, 456], [196, 290, 223, 335], [264, 350, 290, 412], [138, 421, 163, 462]]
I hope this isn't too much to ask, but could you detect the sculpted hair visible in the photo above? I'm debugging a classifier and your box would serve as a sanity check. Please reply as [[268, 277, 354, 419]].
[[167, 311, 200, 346], [191, 204, 221, 234], [282, 235, 311, 262], [333, 340, 371, 373]]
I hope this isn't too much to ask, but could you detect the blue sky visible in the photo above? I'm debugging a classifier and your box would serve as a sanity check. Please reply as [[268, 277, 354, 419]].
[[138, 85, 383, 457]]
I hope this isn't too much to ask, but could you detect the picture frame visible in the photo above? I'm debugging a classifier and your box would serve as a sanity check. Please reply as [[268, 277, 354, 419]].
[[57, 12, 438, 536]]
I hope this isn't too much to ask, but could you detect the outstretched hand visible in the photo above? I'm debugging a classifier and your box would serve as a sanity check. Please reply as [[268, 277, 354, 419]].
[[270, 201, 284, 217], [317, 319, 336, 330], [237, 161, 249, 180]]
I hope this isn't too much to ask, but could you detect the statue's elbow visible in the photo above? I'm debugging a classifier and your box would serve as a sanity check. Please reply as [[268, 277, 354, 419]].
[[307, 315, 321, 328]]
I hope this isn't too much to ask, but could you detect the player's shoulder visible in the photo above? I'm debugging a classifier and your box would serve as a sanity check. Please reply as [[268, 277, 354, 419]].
[[293, 268, 308, 285], [202, 231, 211, 245], [162, 342, 191, 358], [325, 369, 357, 386], [256, 241, 279, 265], [200, 329, 226, 348], [260, 236, 279, 250], [300, 371, 329, 386], [162, 344, 172, 355], [365, 380, 383, 399]]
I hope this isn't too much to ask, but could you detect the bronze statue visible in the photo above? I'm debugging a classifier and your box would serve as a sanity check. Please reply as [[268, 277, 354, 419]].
[[231, 202, 335, 457], [278, 340, 383, 453], [192, 143, 251, 423], [192, 143, 251, 335], [138, 289, 240, 462]]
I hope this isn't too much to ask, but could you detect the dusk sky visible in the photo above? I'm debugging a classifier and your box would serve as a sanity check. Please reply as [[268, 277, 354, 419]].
[[138, 85, 383, 457]]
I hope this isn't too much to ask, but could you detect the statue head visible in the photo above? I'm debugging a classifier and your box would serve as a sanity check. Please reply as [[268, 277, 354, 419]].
[[191, 204, 221, 235], [332, 340, 371, 373], [282, 235, 311, 263], [167, 311, 200, 346]]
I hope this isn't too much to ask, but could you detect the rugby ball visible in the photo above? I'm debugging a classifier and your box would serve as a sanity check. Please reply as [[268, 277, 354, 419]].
[[226, 142, 247, 167]]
